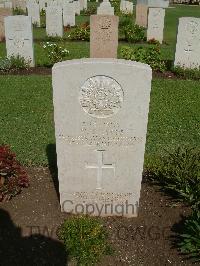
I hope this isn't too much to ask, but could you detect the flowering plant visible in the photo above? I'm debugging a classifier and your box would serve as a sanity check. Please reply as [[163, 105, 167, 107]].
[[43, 42, 70, 65]]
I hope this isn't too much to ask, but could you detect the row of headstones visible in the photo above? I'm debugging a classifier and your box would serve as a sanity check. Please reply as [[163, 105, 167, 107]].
[[0, 1, 12, 8], [136, 3, 200, 68], [3, 11, 200, 70], [26, 0, 87, 28], [136, 4, 166, 43]]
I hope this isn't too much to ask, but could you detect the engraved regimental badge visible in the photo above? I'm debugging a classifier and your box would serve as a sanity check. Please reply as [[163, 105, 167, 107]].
[[79, 75, 124, 118]]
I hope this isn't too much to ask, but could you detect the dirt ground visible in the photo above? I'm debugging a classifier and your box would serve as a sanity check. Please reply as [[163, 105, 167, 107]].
[[0, 167, 196, 266]]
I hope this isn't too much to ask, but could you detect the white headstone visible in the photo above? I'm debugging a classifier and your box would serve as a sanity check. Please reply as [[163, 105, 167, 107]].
[[46, 5, 63, 37], [174, 17, 200, 69], [74, 0, 80, 15], [83, 0, 87, 9], [5, 15, 34, 66], [148, 0, 169, 8], [27, 1, 40, 26], [120, 1, 133, 14], [63, 2, 75, 27], [79, 0, 84, 10], [4, 1, 12, 8], [147, 8, 165, 43], [97, 0, 114, 15], [52, 58, 152, 217], [39, 0, 46, 11]]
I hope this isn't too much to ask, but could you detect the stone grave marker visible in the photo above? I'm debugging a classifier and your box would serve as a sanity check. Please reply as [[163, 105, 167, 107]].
[[52, 58, 152, 217], [4, 15, 34, 66], [4, 1, 12, 8], [90, 15, 119, 58], [46, 5, 63, 37], [135, 3, 148, 28], [148, 0, 169, 8], [147, 8, 165, 43], [63, 2, 75, 27], [97, 0, 114, 15], [74, 1, 80, 15], [27, 1, 40, 26], [0, 8, 12, 41], [174, 17, 200, 69]]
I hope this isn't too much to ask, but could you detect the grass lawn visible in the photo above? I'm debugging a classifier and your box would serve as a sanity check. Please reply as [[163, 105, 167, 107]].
[[0, 75, 199, 166]]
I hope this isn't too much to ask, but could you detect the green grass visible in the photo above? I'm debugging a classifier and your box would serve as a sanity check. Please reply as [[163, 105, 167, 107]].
[[0, 76, 199, 166]]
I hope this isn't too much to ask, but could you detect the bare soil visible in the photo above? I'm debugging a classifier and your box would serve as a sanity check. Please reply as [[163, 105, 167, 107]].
[[0, 167, 196, 266]]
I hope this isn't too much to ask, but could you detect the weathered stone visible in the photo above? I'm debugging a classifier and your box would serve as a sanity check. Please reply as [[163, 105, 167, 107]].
[[5, 15, 34, 66], [174, 17, 200, 69], [52, 58, 152, 217], [90, 15, 119, 58], [147, 8, 165, 43]]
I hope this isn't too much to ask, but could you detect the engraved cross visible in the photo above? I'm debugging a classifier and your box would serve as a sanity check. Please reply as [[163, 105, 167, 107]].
[[85, 150, 115, 190]]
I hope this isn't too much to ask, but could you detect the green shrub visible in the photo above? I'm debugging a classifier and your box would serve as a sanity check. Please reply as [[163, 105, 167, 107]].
[[123, 24, 145, 43], [0, 55, 31, 71], [58, 216, 113, 265], [13, 7, 27, 15], [43, 42, 70, 65], [81, 5, 97, 15], [172, 66, 200, 80], [179, 210, 200, 261], [0, 145, 29, 201], [112, 0, 121, 15], [68, 25, 90, 41], [148, 147, 200, 211], [120, 45, 166, 72]]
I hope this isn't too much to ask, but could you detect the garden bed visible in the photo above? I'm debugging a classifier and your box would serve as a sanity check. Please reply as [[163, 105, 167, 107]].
[[0, 167, 195, 265]]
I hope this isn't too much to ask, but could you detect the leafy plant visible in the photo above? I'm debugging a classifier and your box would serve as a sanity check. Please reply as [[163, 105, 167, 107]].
[[13, 7, 27, 15], [43, 42, 70, 65], [148, 147, 200, 211], [172, 66, 200, 80], [120, 45, 166, 72], [0, 145, 29, 201], [123, 24, 145, 43], [0, 55, 31, 71], [147, 38, 160, 45], [179, 210, 200, 261], [68, 24, 90, 41], [81, 5, 97, 15], [58, 216, 113, 265]]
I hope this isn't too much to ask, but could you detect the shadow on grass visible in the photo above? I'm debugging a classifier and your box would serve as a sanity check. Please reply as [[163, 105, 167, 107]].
[[0, 208, 68, 265], [46, 144, 59, 200]]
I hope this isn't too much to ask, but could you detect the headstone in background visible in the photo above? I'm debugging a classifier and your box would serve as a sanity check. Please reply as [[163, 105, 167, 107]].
[[46, 5, 63, 37], [39, 0, 46, 11], [84, 0, 87, 9], [79, 0, 84, 10], [0, 8, 12, 41], [4, 1, 12, 8], [148, 0, 169, 8], [5, 15, 34, 66], [74, 0, 80, 15], [52, 58, 152, 217], [120, 1, 133, 14], [63, 2, 75, 27], [97, 0, 114, 15], [90, 15, 119, 58], [135, 3, 148, 28], [12, 0, 26, 11], [174, 17, 200, 69], [147, 8, 165, 43], [27, 1, 40, 26]]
